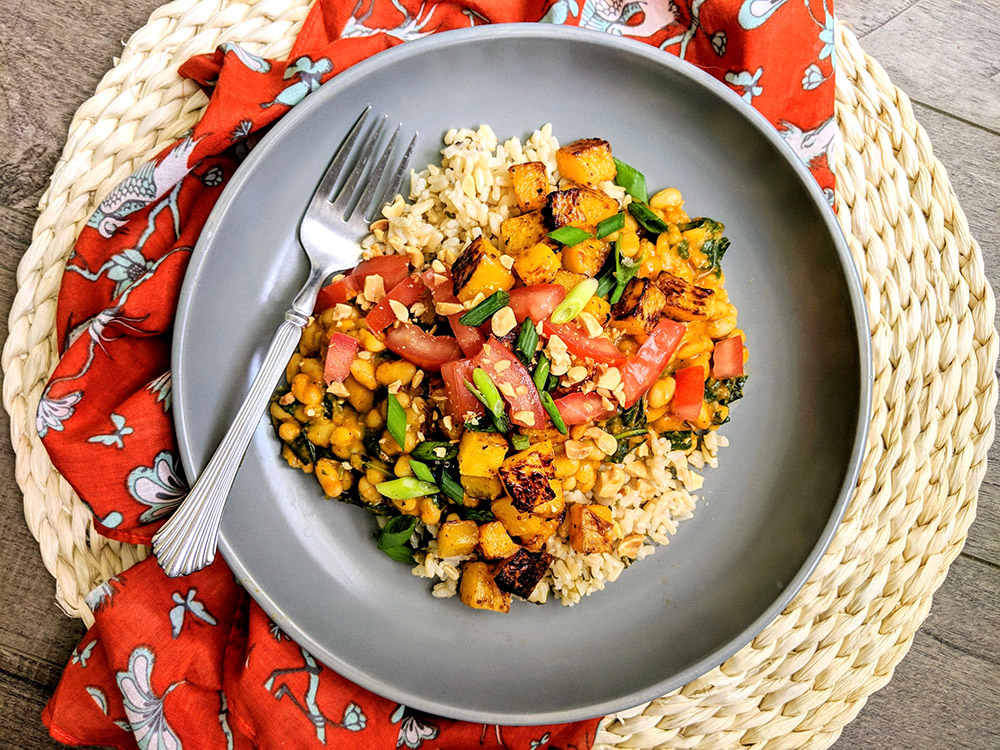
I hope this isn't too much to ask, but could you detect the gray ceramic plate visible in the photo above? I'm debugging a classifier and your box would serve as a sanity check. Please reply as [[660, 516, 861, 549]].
[[173, 24, 871, 725]]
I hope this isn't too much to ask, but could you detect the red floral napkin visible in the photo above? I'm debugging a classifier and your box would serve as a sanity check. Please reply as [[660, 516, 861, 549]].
[[39, 1, 835, 747]]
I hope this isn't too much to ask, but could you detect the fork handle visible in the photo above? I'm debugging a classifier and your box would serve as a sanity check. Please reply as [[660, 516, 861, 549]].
[[152, 308, 310, 577]]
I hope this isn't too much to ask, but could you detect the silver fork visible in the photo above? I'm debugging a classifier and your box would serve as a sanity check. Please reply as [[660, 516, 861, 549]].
[[152, 108, 416, 577]]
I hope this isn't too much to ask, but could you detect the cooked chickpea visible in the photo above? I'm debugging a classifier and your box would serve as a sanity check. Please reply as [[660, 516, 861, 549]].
[[694, 403, 713, 431], [349, 358, 377, 390], [419, 498, 442, 526], [365, 467, 387, 485], [359, 328, 386, 353], [570, 424, 588, 441], [394, 455, 413, 477], [307, 420, 334, 447], [330, 426, 355, 458], [553, 455, 580, 479], [285, 352, 303, 384], [344, 376, 374, 412], [278, 421, 301, 442], [291, 373, 323, 407], [649, 187, 683, 210], [376, 360, 417, 387], [618, 338, 638, 357], [365, 410, 385, 430], [706, 315, 738, 339], [300, 319, 323, 355], [358, 477, 382, 504], [576, 462, 597, 493], [647, 377, 676, 410], [394, 391, 412, 408], [645, 404, 667, 422], [299, 357, 324, 382], [315, 459, 344, 497], [619, 231, 640, 258], [392, 496, 418, 514], [270, 402, 291, 422]]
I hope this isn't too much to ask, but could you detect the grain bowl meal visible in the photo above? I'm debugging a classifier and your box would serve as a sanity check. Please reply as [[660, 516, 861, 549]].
[[269, 125, 747, 612]]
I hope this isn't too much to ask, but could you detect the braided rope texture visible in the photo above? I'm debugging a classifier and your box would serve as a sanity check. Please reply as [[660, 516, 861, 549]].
[[1, 2, 995, 746]]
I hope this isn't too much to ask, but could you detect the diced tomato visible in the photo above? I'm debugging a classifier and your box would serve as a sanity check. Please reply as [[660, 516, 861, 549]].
[[473, 337, 549, 428], [365, 275, 427, 333], [671, 365, 705, 421], [711, 336, 744, 379], [620, 318, 686, 406], [383, 323, 462, 372], [420, 269, 484, 357], [507, 284, 566, 324], [542, 321, 626, 366], [315, 255, 410, 312], [441, 359, 484, 421], [323, 333, 358, 384], [554, 391, 617, 426]]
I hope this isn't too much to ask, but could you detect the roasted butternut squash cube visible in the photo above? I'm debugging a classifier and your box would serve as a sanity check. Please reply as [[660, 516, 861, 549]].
[[500, 210, 549, 256], [459, 561, 510, 612], [437, 519, 479, 557], [582, 294, 611, 325], [562, 237, 610, 276], [451, 236, 515, 303], [458, 431, 508, 477], [461, 474, 504, 500], [478, 521, 521, 559], [556, 138, 617, 186], [552, 270, 585, 295], [567, 503, 615, 554], [494, 548, 553, 599], [545, 186, 619, 229], [611, 277, 667, 336], [653, 272, 716, 321], [508, 161, 550, 212], [531, 477, 565, 520], [491, 497, 559, 552], [514, 241, 561, 285], [499, 441, 556, 513]]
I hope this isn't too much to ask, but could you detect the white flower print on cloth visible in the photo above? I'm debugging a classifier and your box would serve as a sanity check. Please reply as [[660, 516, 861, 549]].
[[169, 589, 218, 639], [128, 451, 189, 524], [72, 640, 97, 668], [724, 67, 764, 103], [116, 647, 182, 750], [107, 249, 157, 298], [802, 63, 826, 90], [88, 413, 134, 449], [147, 371, 172, 413], [36, 388, 82, 438], [391, 704, 439, 748], [817, 7, 836, 70]]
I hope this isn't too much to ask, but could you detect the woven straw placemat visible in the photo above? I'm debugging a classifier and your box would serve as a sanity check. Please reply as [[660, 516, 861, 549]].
[[2, 1, 996, 747]]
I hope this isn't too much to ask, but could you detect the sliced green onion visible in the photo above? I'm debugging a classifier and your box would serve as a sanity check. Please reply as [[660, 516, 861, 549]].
[[376, 514, 418, 549], [411, 441, 458, 462], [407, 458, 435, 484], [596, 212, 625, 239], [473, 368, 510, 432], [386, 393, 407, 450], [532, 354, 550, 392], [464, 417, 499, 432], [613, 157, 648, 204], [676, 218, 707, 232], [464, 378, 490, 409], [515, 318, 539, 363], [610, 242, 643, 305], [628, 202, 670, 234], [458, 290, 510, 327], [375, 477, 439, 500], [596, 268, 616, 298], [547, 226, 593, 246], [550, 277, 599, 324], [512, 434, 530, 451], [439, 469, 465, 504], [539, 391, 568, 435]]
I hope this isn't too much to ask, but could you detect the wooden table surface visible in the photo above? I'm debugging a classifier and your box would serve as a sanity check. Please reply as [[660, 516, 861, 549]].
[[1, 1, 997, 747]]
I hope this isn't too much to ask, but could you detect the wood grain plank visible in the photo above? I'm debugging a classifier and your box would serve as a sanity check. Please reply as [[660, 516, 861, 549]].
[[834, 555, 1000, 748], [838, 0, 1000, 132]]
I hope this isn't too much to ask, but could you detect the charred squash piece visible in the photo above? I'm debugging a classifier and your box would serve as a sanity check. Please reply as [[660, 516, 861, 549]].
[[611, 277, 667, 336], [459, 561, 510, 612], [567, 503, 615, 554], [653, 272, 716, 321], [545, 186, 619, 229], [499, 441, 557, 513], [500, 210, 549, 256], [514, 241, 562, 285], [555, 138, 617, 186], [450, 236, 515, 303], [561, 236, 610, 276], [491, 497, 559, 552], [508, 161, 550, 212], [478, 521, 521, 560], [494, 548, 553, 599]]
